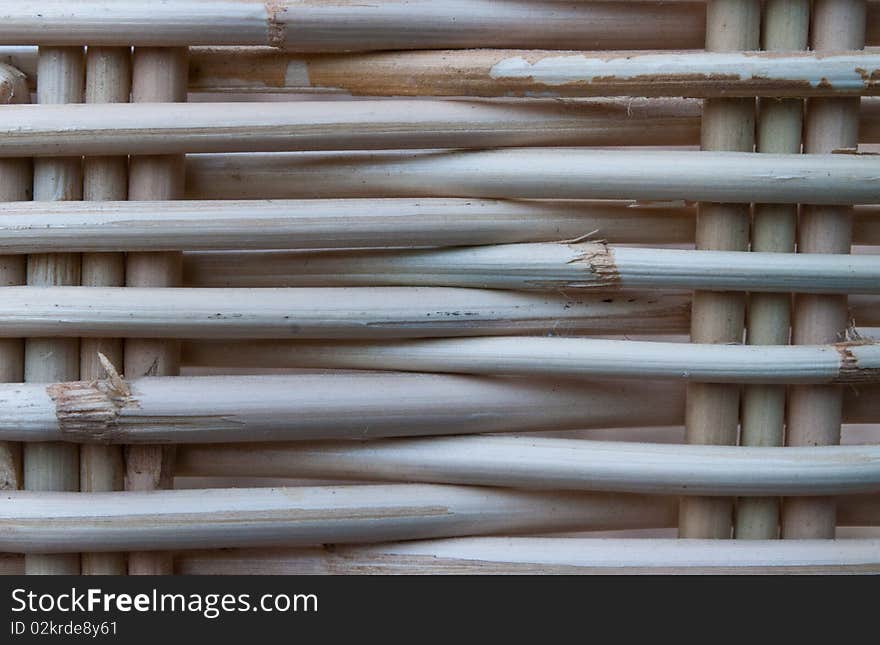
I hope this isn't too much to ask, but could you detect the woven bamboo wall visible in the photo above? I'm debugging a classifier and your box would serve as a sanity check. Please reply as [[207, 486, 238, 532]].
[[0, 0, 879, 575]]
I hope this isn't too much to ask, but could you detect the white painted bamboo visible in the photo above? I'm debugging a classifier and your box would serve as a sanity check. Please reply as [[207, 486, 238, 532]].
[[24, 46, 83, 576], [174, 437, 880, 497], [0, 485, 677, 553], [178, 336, 880, 384], [79, 46, 130, 576], [0, 286, 690, 339], [0, 1, 707, 51], [183, 149, 880, 204], [0, 100, 702, 155], [123, 47, 188, 576], [174, 243, 880, 294], [0, 198, 696, 252], [0, 373, 688, 444], [737, 0, 810, 541], [0, 65, 30, 496], [785, 0, 867, 541], [175, 537, 880, 574], [189, 48, 880, 98]]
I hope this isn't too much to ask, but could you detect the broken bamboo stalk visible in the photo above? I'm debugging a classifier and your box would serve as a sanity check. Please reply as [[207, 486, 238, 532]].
[[175, 243, 880, 294], [24, 46, 84, 576], [0, 198, 696, 252], [2, 372, 877, 444], [681, 0, 758, 541], [79, 46, 130, 576], [185, 48, 880, 98], [784, 0, 867, 541], [0, 286, 691, 339], [123, 47, 187, 576], [737, 0, 810, 541], [178, 336, 880, 384], [0, 1, 707, 51], [0, 100, 701, 155], [174, 436, 880, 497], [182, 149, 880, 204], [175, 537, 880, 575], [0, 63, 30, 496], [0, 485, 677, 553]]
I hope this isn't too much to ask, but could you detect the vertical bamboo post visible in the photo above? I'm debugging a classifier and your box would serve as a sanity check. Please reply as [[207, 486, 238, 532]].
[[123, 47, 188, 575], [783, 0, 866, 539], [24, 46, 84, 575], [736, 0, 809, 540], [679, 0, 759, 539], [80, 46, 131, 575], [0, 76, 30, 494]]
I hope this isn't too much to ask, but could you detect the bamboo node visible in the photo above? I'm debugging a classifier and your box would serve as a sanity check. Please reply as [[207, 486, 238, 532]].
[[265, 1, 288, 49], [46, 362, 137, 443], [568, 242, 620, 288]]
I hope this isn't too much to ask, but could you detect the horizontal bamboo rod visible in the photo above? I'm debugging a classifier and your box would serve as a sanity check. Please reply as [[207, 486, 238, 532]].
[[5, 372, 878, 445], [176, 437, 880, 496], [0, 198, 696, 252], [183, 336, 880, 384], [176, 537, 880, 574], [176, 243, 880, 294], [5, 200, 880, 252], [0, 485, 679, 553], [186, 49, 880, 98], [184, 149, 880, 203], [0, 286, 690, 338], [0, 100, 701, 156], [0, 2, 709, 51]]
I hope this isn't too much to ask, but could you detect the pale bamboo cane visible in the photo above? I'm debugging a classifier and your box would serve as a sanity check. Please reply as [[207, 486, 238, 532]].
[[681, 0, 758, 540], [79, 46, 131, 576], [0, 198, 696, 251], [123, 47, 187, 576], [0, 486, 681, 553], [0, 286, 692, 338], [171, 243, 880, 293], [175, 336, 880, 384], [174, 437, 880, 497], [0, 100, 701, 154], [182, 149, 880, 202], [784, 0, 867, 540], [176, 538, 880, 575], [0, 64, 30, 496], [23, 46, 83, 576], [2, 374, 878, 444], [0, 1, 707, 51], [737, 0, 810, 541]]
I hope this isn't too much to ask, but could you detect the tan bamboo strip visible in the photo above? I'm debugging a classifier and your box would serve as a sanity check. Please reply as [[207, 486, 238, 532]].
[[23, 46, 83, 576], [182, 149, 880, 203], [6, 199, 880, 252], [175, 437, 880, 497], [737, 0, 810, 541], [0, 64, 30, 496], [186, 48, 880, 98], [172, 244, 880, 294], [0, 100, 701, 155], [0, 486, 683, 553], [79, 46, 131, 576], [0, 2, 707, 51], [784, 0, 868, 541], [123, 47, 187, 576], [681, 0, 759, 540], [0, 287, 691, 339], [177, 336, 880, 384], [0, 199, 696, 251], [175, 538, 880, 575]]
